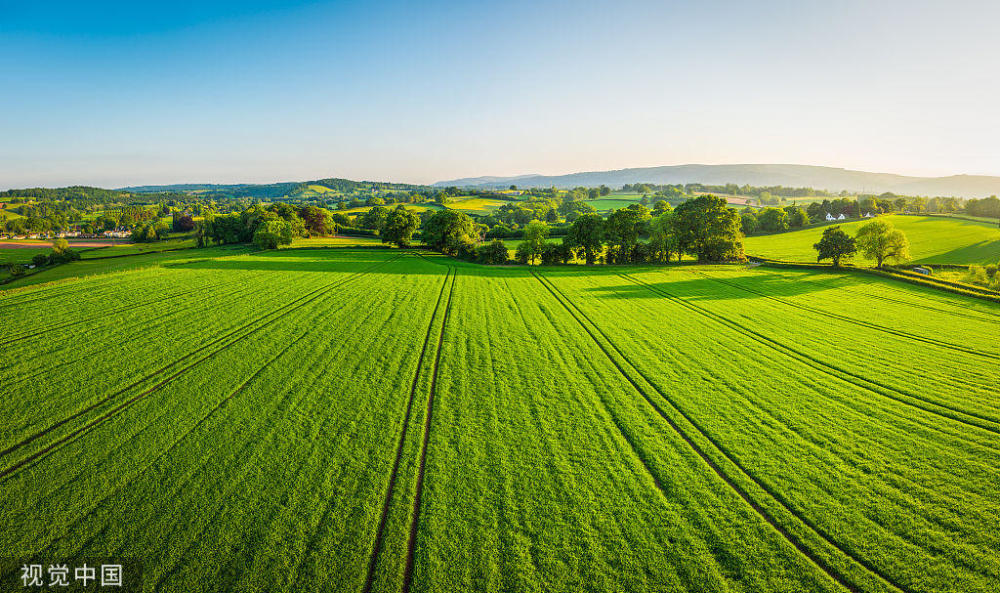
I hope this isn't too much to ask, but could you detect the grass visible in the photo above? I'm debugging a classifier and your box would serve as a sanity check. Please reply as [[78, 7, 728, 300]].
[[1, 251, 998, 592], [744, 214, 1000, 264], [444, 197, 507, 214], [339, 203, 443, 216], [1, 244, 252, 288], [0, 246, 53, 266], [287, 235, 386, 248]]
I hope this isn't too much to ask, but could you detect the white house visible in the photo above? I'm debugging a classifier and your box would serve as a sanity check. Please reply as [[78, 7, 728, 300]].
[[837, 213, 846, 220], [863, 212, 874, 218], [825, 213, 836, 221]]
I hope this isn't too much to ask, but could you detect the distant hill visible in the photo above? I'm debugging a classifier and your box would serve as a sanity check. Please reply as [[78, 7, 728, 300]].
[[122, 178, 428, 199], [434, 164, 1000, 198]]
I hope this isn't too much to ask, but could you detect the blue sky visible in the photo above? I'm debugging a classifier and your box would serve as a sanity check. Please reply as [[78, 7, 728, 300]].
[[1, 0, 998, 188]]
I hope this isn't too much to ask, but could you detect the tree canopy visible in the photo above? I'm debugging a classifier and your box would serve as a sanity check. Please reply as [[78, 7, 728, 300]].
[[813, 226, 856, 266], [855, 219, 910, 268]]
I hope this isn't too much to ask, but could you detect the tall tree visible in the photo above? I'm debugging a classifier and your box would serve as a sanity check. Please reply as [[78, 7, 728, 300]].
[[380, 205, 420, 247], [422, 210, 478, 255], [565, 213, 605, 265], [813, 226, 856, 266], [521, 220, 550, 264], [648, 213, 680, 263], [855, 219, 910, 268], [672, 195, 744, 262], [605, 207, 650, 264], [358, 205, 389, 233]]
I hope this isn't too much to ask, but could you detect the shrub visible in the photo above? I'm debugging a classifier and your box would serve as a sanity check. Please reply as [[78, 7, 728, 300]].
[[9, 264, 26, 277], [965, 265, 988, 285], [32, 254, 48, 267], [476, 240, 509, 265]]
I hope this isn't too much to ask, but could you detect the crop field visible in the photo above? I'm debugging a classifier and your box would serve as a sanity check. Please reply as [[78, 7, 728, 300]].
[[1, 250, 998, 592], [0, 245, 53, 266], [745, 215, 1000, 264], [2, 245, 252, 289], [445, 197, 507, 214]]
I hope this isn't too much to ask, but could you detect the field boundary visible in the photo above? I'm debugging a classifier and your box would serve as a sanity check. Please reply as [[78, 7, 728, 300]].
[[0, 254, 405, 478], [532, 270, 907, 593], [361, 267, 452, 593]]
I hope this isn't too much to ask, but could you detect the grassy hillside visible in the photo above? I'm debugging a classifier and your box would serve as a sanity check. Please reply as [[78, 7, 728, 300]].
[[1, 251, 998, 591], [445, 197, 507, 214], [744, 215, 1000, 264]]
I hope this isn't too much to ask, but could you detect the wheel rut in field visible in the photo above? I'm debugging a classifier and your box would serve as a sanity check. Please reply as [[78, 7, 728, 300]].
[[401, 269, 457, 593], [622, 272, 1000, 436], [361, 267, 452, 593], [692, 271, 998, 360], [0, 283, 227, 347], [0, 255, 404, 480], [532, 270, 909, 593]]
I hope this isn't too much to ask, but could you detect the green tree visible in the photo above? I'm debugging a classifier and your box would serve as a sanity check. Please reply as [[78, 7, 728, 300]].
[[253, 219, 293, 249], [565, 213, 605, 265], [855, 219, 910, 268], [422, 210, 477, 255], [649, 213, 680, 263], [652, 200, 671, 216], [813, 226, 856, 266], [788, 207, 810, 228], [740, 212, 759, 235], [51, 238, 68, 253], [381, 205, 420, 247], [359, 205, 389, 233], [757, 207, 789, 232], [672, 195, 744, 262], [520, 220, 550, 264], [605, 207, 650, 264], [477, 240, 510, 264]]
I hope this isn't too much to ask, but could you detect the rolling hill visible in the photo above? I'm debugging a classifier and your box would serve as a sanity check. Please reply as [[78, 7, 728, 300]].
[[743, 215, 1000, 264], [435, 164, 1000, 198]]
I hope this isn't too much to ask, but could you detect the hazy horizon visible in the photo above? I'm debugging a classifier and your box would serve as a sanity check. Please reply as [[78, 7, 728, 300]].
[[3, 0, 999, 189]]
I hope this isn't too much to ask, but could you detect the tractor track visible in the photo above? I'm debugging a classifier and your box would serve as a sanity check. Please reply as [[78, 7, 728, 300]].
[[361, 267, 452, 593], [0, 255, 404, 477], [693, 271, 998, 360], [0, 282, 258, 349], [623, 273, 1000, 436], [797, 276, 1000, 322], [401, 269, 457, 593], [7, 332, 309, 570], [532, 270, 909, 593]]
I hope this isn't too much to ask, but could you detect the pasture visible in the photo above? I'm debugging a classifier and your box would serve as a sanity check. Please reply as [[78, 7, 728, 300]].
[[1, 250, 998, 592], [745, 215, 1000, 264], [445, 197, 507, 214]]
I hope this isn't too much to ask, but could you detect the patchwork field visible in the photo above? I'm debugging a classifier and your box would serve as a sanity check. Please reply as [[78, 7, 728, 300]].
[[1, 250, 998, 592], [745, 215, 1000, 264]]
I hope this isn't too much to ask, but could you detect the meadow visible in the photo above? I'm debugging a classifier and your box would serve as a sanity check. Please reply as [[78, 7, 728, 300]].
[[744, 215, 1000, 264], [1, 248, 997, 592]]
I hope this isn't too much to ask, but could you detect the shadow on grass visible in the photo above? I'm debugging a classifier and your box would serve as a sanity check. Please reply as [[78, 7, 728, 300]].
[[578, 267, 865, 301]]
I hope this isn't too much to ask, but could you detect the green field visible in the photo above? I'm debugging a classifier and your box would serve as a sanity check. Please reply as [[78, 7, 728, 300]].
[[2, 245, 252, 289], [341, 203, 443, 216], [745, 215, 1000, 264], [445, 197, 507, 214], [0, 245, 53, 266], [1, 249, 998, 592]]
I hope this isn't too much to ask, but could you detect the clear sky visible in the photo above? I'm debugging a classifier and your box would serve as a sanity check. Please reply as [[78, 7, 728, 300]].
[[1, 0, 998, 188]]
